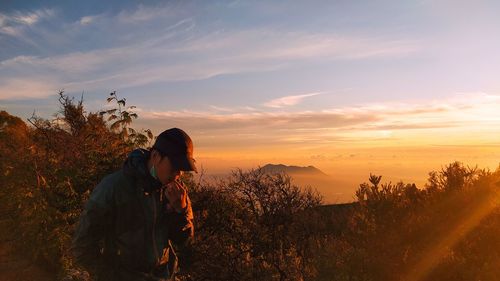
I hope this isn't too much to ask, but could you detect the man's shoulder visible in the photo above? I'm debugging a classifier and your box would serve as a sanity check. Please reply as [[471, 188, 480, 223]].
[[98, 170, 128, 189], [90, 170, 135, 203], [102, 169, 129, 184]]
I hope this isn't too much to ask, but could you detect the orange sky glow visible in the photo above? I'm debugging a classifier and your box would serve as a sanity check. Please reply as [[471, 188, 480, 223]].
[[132, 93, 500, 202]]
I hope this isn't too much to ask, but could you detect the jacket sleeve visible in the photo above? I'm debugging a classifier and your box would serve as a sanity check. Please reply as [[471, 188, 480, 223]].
[[168, 195, 194, 246], [72, 179, 115, 279]]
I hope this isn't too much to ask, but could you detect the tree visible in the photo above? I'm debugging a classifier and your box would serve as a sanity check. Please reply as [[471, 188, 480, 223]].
[[0, 91, 153, 279], [182, 168, 322, 281]]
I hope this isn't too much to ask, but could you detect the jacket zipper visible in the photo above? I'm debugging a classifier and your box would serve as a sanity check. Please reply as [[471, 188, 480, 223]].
[[152, 191, 159, 266]]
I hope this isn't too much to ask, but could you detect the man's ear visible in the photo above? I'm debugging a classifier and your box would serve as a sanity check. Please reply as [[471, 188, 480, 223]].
[[150, 149, 160, 163]]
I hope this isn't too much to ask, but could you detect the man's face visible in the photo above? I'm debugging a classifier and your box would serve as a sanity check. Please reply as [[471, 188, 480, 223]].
[[152, 151, 181, 185]]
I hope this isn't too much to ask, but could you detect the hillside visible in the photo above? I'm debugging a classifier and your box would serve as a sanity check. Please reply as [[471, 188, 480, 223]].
[[261, 164, 329, 176], [261, 164, 356, 203]]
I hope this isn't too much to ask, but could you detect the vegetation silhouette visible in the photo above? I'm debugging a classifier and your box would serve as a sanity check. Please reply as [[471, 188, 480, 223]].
[[0, 92, 499, 281]]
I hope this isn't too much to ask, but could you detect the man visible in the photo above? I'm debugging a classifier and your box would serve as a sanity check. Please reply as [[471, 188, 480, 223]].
[[73, 128, 196, 281]]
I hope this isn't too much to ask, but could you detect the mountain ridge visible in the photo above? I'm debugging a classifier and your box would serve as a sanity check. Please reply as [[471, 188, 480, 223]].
[[261, 163, 328, 176]]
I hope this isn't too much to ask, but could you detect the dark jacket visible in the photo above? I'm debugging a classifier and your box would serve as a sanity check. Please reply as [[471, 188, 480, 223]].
[[72, 149, 194, 281]]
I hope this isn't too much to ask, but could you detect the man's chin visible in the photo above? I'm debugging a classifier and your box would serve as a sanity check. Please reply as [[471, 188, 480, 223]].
[[162, 177, 175, 185]]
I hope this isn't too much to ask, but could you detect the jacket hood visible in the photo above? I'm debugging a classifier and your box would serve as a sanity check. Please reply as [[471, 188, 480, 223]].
[[123, 148, 163, 193]]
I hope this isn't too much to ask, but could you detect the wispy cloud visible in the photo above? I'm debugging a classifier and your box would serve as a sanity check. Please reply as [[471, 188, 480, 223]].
[[0, 1, 419, 101], [0, 8, 55, 38], [116, 4, 182, 23], [0, 78, 59, 100], [0, 30, 417, 99], [264, 92, 323, 108], [0, 9, 54, 26], [208, 105, 257, 113], [130, 93, 500, 148], [79, 15, 99, 25]]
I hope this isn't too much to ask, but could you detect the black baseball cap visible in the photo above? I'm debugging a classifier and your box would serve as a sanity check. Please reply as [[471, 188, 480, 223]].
[[152, 128, 197, 172]]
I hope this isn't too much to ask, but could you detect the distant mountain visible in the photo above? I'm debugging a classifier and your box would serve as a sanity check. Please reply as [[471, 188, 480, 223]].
[[261, 164, 328, 176], [259, 164, 356, 203], [206, 164, 355, 203]]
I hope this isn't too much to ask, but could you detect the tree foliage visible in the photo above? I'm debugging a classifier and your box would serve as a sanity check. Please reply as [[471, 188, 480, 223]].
[[313, 162, 500, 281], [183, 169, 322, 281], [0, 91, 153, 278]]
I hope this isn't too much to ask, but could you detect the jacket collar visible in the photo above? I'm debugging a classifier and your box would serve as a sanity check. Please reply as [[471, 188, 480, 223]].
[[123, 148, 163, 193]]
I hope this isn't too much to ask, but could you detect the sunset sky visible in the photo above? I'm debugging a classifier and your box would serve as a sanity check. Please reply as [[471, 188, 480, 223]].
[[1, 0, 500, 200]]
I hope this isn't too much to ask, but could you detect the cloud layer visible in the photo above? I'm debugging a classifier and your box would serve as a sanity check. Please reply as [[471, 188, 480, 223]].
[[264, 92, 323, 108], [132, 93, 500, 149], [0, 4, 419, 100], [0, 8, 54, 36]]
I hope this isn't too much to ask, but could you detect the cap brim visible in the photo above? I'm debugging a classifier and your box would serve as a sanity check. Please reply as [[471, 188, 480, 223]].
[[174, 155, 198, 173]]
